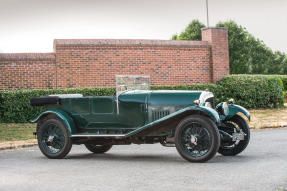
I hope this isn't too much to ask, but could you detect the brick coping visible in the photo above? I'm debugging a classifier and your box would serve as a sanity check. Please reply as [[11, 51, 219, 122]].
[[54, 39, 209, 48], [201, 27, 228, 31], [0, 53, 56, 61]]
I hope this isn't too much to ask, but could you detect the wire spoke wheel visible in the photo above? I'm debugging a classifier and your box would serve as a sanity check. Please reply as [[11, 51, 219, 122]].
[[218, 115, 250, 156], [37, 118, 72, 159], [175, 115, 220, 163], [221, 121, 241, 149], [181, 123, 212, 157], [41, 123, 65, 154]]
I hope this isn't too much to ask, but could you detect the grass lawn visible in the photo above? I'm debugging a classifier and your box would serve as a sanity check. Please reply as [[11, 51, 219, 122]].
[[0, 123, 36, 142], [248, 105, 287, 129]]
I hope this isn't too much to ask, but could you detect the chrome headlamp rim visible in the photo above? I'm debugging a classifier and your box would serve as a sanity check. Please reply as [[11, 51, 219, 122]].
[[227, 98, 235, 104], [194, 99, 200, 105], [222, 102, 229, 115], [204, 102, 213, 108]]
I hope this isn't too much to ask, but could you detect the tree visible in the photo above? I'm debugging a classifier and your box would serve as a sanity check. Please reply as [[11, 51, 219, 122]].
[[172, 20, 287, 74], [216, 21, 277, 74], [269, 51, 287, 74], [216, 21, 250, 74], [171, 20, 205, 41]]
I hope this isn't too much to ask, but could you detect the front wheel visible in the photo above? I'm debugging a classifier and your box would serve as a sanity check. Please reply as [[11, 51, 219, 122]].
[[85, 144, 112, 154], [37, 118, 72, 159], [218, 115, 250, 156], [175, 115, 220, 163]]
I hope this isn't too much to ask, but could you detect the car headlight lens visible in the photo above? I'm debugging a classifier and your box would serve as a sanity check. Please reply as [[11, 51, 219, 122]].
[[204, 102, 213, 108], [194, 100, 200, 105], [222, 102, 229, 115], [227, 98, 235, 104]]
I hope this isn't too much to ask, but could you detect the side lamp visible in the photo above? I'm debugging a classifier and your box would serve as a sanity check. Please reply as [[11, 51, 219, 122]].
[[227, 98, 235, 104]]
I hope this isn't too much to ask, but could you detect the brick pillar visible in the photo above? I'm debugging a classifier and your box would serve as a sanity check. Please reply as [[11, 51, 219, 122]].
[[201, 27, 229, 83]]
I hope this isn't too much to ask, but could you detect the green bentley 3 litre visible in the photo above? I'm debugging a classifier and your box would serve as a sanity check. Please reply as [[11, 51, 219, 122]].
[[30, 76, 250, 162]]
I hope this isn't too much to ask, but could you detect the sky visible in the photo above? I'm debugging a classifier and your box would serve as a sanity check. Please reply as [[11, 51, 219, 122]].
[[0, 0, 286, 53]]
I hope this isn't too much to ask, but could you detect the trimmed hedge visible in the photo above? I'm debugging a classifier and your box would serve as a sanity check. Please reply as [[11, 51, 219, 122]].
[[0, 87, 115, 123], [284, 91, 287, 103], [243, 75, 287, 90], [0, 75, 284, 123], [216, 75, 284, 109], [267, 75, 287, 90], [151, 84, 217, 92], [280, 76, 287, 90]]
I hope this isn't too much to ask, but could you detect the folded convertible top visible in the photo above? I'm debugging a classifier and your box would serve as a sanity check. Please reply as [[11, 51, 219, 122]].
[[30, 94, 83, 106], [30, 96, 60, 106]]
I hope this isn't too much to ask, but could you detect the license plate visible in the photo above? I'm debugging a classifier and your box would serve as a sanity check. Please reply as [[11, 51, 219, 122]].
[[232, 132, 245, 141]]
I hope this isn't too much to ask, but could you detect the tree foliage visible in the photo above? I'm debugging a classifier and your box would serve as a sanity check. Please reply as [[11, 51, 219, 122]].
[[172, 20, 205, 41], [172, 20, 287, 74]]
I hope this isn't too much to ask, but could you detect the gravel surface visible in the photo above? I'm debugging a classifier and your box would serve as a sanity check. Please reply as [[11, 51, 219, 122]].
[[0, 128, 287, 191]]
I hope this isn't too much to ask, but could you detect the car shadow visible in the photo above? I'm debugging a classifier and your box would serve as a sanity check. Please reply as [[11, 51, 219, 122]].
[[66, 153, 184, 163], [210, 154, 257, 163], [63, 152, 256, 164]]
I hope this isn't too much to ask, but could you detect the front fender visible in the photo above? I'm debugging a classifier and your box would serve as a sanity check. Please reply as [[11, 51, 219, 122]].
[[126, 105, 220, 137], [30, 109, 76, 135], [225, 104, 250, 121], [194, 106, 220, 124]]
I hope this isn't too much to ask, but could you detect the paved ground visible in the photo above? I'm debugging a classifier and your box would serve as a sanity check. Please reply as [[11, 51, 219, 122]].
[[0, 128, 287, 191]]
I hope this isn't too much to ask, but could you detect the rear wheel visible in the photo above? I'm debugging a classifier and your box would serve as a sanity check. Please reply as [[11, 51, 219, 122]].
[[37, 118, 72, 159], [85, 144, 112, 154], [218, 115, 250, 156], [175, 115, 220, 163]]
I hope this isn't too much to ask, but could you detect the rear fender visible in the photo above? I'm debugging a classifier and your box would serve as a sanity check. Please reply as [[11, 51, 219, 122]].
[[30, 110, 76, 135]]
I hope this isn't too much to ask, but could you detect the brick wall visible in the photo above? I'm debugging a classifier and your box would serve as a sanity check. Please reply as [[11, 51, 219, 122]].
[[0, 28, 229, 90], [0, 53, 56, 90], [54, 39, 212, 88], [202, 27, 229, 82]]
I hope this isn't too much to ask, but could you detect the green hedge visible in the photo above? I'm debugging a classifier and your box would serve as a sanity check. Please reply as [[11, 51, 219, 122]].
[[0, 87, 115, 123], [0, 75, 284, 123], [267, 75, 287, 90], [216, 75, 284, 109], [243, 75, 287, 90], [284, 91, 287, 103], [280, 77, 287, 90], [151, 84, 217, 91]]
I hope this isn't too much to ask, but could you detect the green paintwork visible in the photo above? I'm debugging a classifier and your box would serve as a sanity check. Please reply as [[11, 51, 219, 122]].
[[194, 106, 220, 123], [217, 103, 250, 121], [125, 105, 220, 137], [31, 90, 248, 137], [226, 104, 250, 120], [30, 109, 76, 135]]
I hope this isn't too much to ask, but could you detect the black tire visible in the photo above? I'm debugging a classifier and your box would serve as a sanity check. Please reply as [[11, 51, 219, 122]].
[[218, 115, 250, 156], [37, 118, 72, 159], [85, 144, 112, 154], [175, 115, 220, 163]]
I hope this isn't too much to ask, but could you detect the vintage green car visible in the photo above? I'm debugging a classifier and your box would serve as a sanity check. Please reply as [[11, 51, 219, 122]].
[[30, 76, 250, 162]]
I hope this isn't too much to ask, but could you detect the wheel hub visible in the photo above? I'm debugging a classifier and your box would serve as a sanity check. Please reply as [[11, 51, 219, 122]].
[[190, 135, 198, 145], [179, 121, 213, 159], [47, 135, 55, 142]]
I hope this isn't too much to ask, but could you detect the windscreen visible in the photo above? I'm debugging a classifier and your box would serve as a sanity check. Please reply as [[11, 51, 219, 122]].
[[115, 75, 150, 114], [116, 75, 150, 95]]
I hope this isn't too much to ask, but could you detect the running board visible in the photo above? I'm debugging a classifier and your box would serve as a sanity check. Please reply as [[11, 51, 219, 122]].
[[71, 134, 126, 138]]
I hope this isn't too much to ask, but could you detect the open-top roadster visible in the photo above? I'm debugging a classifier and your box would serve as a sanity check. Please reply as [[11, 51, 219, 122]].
[[30, 76, 250, 162]]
